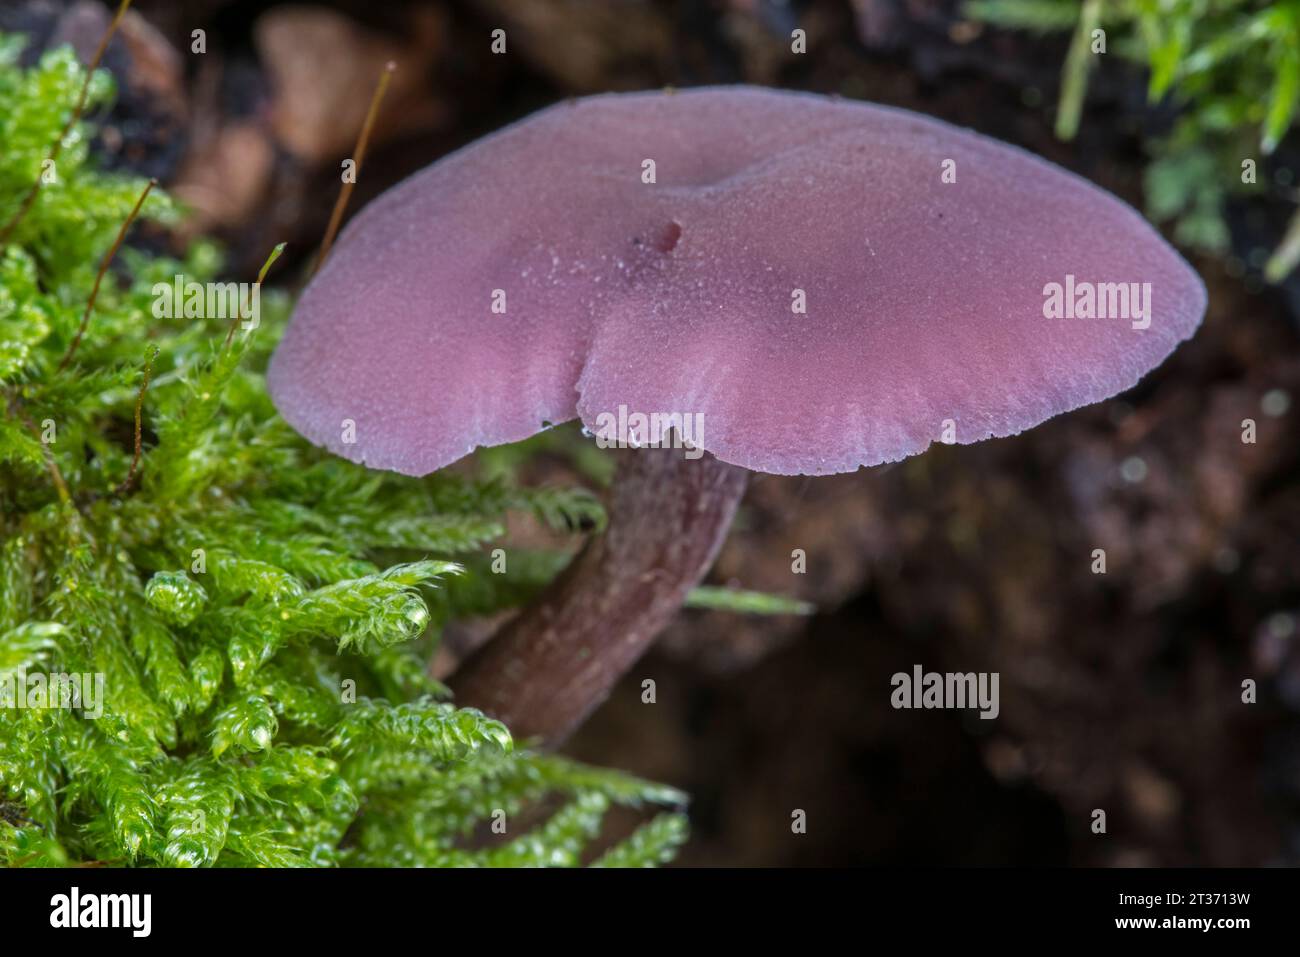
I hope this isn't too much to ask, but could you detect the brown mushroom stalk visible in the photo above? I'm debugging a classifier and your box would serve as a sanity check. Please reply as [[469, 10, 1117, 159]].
[[449, 446, 747, 746]]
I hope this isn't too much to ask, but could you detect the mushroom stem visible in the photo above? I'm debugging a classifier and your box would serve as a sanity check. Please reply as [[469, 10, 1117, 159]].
[[449, 445, 748, 747]]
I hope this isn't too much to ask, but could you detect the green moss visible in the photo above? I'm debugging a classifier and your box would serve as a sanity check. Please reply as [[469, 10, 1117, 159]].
[[0, 40, 684, 867]]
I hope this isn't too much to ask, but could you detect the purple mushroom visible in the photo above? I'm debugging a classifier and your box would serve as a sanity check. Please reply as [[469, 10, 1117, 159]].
[[268, 86, 1206, 745]]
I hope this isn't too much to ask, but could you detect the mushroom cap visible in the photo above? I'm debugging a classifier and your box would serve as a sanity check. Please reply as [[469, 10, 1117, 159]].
[[268, 86, 1206, 477]]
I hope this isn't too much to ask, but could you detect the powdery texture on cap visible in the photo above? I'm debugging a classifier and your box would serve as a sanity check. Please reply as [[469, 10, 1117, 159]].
[[268, 86, 1207, 476]]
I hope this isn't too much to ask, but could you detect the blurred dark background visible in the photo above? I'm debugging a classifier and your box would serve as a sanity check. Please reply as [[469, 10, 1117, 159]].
[[4, 0, 1297, 866]]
